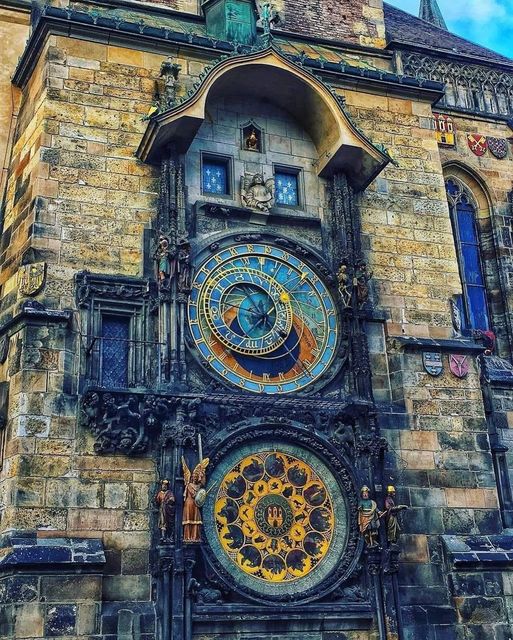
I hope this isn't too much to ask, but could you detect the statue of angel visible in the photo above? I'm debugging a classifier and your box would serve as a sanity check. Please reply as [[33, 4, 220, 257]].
[[241, 173, 275, 213], [182, 456, 210, 543]]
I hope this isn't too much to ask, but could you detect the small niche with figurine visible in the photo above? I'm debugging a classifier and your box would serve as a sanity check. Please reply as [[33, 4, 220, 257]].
[[241, 120, 264, 153]]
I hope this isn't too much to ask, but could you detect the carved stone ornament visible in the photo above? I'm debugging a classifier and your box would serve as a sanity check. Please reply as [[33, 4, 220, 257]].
[[402, 53, 513, 119], [76, 271, 154, 308], [241, 173, 275, 212], [423, 351, 443, 376], [160, 57, 181, 110], [18, 262, 46, 296]]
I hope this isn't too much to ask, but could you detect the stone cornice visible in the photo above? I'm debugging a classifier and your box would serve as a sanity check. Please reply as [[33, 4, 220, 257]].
[[0, 300, 72, 339]]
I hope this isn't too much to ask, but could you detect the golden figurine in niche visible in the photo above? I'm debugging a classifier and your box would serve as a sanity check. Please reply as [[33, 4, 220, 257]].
[[245, 129, 259, 151]]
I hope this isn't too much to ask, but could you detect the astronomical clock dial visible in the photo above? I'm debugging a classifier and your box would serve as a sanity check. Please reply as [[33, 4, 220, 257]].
[[203, 442, 349, 600], [188, 242, 338, 393]]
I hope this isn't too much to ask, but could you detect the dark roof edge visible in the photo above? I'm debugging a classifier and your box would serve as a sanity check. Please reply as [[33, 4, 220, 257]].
[[389, 39, 513, 73], [12, 6, 444, 106], [0, 0, 31, 11]]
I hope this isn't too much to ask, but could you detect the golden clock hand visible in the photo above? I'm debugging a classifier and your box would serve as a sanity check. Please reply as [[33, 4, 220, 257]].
[[222, 302, 259, 316]]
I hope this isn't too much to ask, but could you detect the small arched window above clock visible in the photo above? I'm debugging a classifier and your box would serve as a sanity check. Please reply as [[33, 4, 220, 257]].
[[241, 120, 264, 153]]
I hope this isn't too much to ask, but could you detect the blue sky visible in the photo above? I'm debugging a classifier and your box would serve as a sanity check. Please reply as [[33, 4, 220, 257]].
[[386, 0, 513, 59]]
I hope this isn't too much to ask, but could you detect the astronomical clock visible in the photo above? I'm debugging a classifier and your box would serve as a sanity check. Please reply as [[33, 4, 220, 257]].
[[181, 232, 363, 608], [188, 238, 339, 394]]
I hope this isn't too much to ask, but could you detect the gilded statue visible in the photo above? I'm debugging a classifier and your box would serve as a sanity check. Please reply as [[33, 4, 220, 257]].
[[182, 456, 210, 543], [358, 485, 380, 548], [155, 479, 176, 542], [383, 485, 408, 544], [245, 129, 259, 151], [241, 173, 275, 212]]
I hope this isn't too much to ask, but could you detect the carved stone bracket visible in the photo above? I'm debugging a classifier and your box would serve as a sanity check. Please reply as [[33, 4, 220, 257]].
[[81, 388, 376, 459], [76, 271, 155, 308]]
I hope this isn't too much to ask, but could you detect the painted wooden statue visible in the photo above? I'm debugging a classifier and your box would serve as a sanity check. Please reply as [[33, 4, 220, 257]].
[[155, 479, 175, 542], [182, 456, 210, 543], [358, 485, 380, 548]]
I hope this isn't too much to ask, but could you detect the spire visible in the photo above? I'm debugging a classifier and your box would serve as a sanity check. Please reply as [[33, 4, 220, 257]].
[[419, 0, 448, 30]]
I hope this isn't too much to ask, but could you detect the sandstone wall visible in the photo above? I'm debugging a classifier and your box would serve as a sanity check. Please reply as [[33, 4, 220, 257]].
[[0, 5, 30, 204]]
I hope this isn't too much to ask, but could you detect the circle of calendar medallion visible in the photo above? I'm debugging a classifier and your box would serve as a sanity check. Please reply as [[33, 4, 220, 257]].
[[214, 450, 335, 583]]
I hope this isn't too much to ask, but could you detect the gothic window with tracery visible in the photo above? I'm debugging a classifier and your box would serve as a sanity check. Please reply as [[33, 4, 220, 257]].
[[446, 179, 490, 331]]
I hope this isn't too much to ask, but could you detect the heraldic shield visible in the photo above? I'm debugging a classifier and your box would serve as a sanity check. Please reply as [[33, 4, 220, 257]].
[[18, 262, 46, 296]]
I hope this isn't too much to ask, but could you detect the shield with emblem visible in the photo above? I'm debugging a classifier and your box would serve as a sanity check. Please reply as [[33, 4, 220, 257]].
[[467, 134, 487, 156], [487, 137, 508, 159], [18, 262, 46, 296], [423, 352, 443, 376], [449, 354, 469, 379]]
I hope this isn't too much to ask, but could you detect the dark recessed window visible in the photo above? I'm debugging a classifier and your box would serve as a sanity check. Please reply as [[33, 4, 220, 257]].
[[446, 179, 490, 331], [101, 315, 130, 388], [202, 157, 230, 195], [275, 169, 299, 207]]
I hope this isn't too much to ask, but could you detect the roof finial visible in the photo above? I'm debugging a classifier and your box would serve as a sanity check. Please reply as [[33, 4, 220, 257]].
[[419, 0, 447, 30]]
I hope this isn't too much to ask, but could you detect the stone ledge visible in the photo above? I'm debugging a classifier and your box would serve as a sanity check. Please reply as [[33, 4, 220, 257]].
[[480, 355, 513, 386], [0, 530, 105, 570], [392, 336, 484, 354], [442, 534, 513, 569]]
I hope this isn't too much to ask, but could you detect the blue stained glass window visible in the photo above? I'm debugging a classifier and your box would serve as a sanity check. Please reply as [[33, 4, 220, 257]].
[[446, 180, 490, 331], [275, 171, 299, 206], [101, 315, 130, 388], [202, 158, 229, 195]]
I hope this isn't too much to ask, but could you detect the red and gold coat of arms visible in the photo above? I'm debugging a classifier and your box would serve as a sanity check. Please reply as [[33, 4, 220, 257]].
[[467, 134, 487, 156]]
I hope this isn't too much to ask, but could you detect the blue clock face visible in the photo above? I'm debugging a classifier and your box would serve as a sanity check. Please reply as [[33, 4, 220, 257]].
[[188, 242, 338, 394]]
